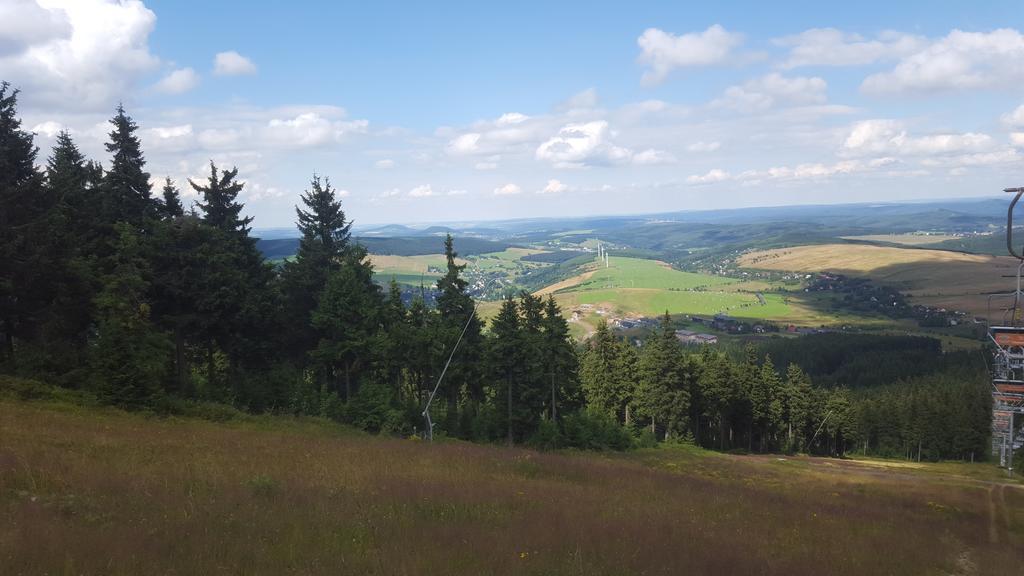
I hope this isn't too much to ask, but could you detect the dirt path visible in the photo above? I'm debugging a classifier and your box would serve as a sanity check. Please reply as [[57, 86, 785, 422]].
[[534, 269, 595, 296], [988, 486, 1000, 544]]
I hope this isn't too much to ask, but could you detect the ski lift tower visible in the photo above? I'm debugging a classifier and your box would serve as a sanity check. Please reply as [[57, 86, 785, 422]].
[[989, 187, 1024, 473]]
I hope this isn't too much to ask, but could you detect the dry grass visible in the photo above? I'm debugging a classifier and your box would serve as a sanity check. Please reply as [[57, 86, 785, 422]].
[[841, 234, 961, 246], [368, 254, 468, 275], [2, 400, 1022, 575], [533, 268, 596, 296], [740, 243, 1022, 318]]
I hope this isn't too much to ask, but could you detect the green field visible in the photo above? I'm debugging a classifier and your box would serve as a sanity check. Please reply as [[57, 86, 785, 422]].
[[576, 256, 736, 291], [3, 398, 1021, 575], [572, 289, 789, 317], [546, 256, 794, 321]]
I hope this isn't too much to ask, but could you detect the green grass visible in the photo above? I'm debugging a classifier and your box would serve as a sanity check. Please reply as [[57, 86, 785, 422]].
[[2, 397, 1021, 574], [376, 272, 439, 287], [549, 257, 793, 320], [576, 256, 736, 291]]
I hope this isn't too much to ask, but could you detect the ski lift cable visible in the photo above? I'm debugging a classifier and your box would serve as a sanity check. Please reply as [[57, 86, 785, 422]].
[[422, 302, 477, 440]]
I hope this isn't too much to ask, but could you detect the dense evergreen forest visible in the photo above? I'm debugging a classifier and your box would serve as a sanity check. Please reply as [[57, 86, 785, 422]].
[[0, 82, 992, 460]]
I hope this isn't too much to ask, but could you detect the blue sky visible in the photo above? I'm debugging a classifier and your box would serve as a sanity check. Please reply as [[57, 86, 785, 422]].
[[5, 0, 1024, 227]]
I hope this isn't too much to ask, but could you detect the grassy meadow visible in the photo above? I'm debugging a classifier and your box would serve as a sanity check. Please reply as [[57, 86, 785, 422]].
[[3, 398, 1021, 575], [369, 254, 465, 286], [739, 243, 1021, 319], [0, 234, 1009, 572], [535, 256, 809, 323]]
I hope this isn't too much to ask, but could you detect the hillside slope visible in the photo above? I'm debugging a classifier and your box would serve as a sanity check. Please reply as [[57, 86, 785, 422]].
[[2, 399, 1021, 575]]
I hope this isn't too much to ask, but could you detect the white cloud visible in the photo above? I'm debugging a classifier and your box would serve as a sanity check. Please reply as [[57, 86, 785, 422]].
[[31, 120, 64, 138], [213, 50, 256, 76], [637, 25, 743, 85], [446, 189, 468, 196], [757, 161, 862, 181], [0, 0, 71, 57], [375, 158, 395, 169], [862, 28, 1024, 94], [687, 141, 721, 152], [921, 149, 1019, 167], [842, 119, 993, 156], [1011, 133, 1024, 147], [141, 124, 196, 153], [337, 189, 351, 197], [408, 184, 434, 197], [713, 73, 827, 112], [686, 169, 732, 184], [242, 180, 285, 201], [197, 127, 240, 149], [774, 28, 926, 68], [0, 0, 160, 111], [1002, 104, 1024, 128], [264, 111, 368, 148], [493, 183, 521, 195], [632, 148, 676, 165], [446, 132, 481, 155], [535, 120, 631, 167], [154, 67, 199, 94], [496, 112, 528, 125], [538, 179, 568, 194]]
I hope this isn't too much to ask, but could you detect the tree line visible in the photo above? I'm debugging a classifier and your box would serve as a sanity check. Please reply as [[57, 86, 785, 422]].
[[0, 82, 585, 445], [0, 82, 992, 459], [577, 318, 991, 460]]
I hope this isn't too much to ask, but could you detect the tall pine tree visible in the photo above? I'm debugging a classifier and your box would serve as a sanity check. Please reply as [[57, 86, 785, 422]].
[[191, 162, 252, 235], [0, 82, 47, 364], [434, 234, 482, 435], [160, 177, 184, 219], [281, 174, 352, 361], [102, 104, 154, 230]]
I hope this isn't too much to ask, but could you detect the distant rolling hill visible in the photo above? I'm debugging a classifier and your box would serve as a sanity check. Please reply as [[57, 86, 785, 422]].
[[256, 235, 511, 260]]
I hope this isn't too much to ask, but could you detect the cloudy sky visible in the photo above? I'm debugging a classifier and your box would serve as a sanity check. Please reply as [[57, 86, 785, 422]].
[[5, 0, 1024, 227]]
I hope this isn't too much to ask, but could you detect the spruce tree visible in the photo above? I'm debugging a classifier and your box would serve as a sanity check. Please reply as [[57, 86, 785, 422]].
[[40, 130, 99, 368], [750, 355, 783, 452], [434, 234, 482, 435], [160, 177, 184, 219], [191, 162, 252, 235], [187, 162, 275, 400], [488, 294, 521, 445], [0, 82, 46, 363], [89, 223, 171, 406], [311, 246, 384, 401], [697, 349, 733, 449], [635, 312, 690, 439], [580, 320, 632, 423], [281, 174, 352, 361], [540, 295, 579, 420], [103, 104, 154, 229], [295, 174, 351, 260], [783, 363, 813, 451]]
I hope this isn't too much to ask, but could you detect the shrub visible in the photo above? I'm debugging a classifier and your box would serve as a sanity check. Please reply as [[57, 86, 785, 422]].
[[347, 380, 401, 434], [528, 419, 565, 451], [0, 375, 97, 405], [562, 409, 633, 451], [634, 428, 658, 449]]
